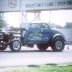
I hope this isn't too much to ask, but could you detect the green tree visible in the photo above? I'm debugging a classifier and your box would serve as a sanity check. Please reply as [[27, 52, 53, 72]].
[[64, 22, 72, 28], [0, 18, 7, 28]]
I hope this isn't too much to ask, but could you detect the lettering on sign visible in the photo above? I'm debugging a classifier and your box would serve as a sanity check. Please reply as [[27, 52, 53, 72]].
[[25, 0, 72, 9], [57, 1, 72, 6]]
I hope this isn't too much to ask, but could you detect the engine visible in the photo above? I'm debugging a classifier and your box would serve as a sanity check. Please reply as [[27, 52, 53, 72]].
[[0, 30, 13, 42]]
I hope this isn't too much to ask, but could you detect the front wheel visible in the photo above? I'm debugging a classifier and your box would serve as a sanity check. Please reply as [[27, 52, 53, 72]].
[[51, 37, 65, 52], [37, 44, 48, 51], [10, 40, 21, 52], [0, 41, 8, 51], [0, 44, 7, 50]]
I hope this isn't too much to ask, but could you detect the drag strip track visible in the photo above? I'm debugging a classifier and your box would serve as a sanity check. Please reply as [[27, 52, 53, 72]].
[[0, 45, 72, 67]]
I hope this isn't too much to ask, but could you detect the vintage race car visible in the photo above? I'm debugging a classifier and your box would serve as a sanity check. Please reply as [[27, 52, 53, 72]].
[[0, 29, 21, 51], [20, 23, 65, 52]]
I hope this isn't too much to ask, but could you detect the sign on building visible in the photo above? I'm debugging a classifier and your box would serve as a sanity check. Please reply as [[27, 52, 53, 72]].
[[0, 0, 72, 12], [0, 0, 20, 12]]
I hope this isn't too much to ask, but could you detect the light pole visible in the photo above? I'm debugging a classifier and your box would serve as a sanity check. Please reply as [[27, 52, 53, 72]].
[[49, 10, 51, 24]]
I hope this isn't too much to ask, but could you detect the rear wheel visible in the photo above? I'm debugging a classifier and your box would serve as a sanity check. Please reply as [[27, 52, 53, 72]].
[[51, 37, 65, 52], [37, 44, 48, 51], [10, 40, 21, 52]]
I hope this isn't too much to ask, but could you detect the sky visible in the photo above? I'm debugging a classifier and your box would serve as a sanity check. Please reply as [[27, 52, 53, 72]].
[[4, 10, 72, 27]]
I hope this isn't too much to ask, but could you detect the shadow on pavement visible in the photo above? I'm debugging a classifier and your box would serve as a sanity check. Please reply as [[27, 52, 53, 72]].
[[27, 65, 40, 67], [0, 50, 53, 53]]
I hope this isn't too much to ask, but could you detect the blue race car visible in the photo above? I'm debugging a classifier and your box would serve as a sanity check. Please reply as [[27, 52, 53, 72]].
[[20, 23, 65, 52]]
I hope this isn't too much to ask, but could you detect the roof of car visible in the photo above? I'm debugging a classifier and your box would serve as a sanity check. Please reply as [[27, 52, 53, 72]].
[[20, 21, 49, 28]]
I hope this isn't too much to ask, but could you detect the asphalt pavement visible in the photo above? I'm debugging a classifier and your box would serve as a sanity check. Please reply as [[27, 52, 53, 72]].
[[0, 45, 72, 67]]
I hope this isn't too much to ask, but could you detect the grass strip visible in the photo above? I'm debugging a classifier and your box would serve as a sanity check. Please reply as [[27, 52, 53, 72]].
[[7, 65, 72, 72]]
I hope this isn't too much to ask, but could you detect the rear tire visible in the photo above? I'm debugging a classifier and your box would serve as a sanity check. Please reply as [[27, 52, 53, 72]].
[[51, 37, 65, 52], [37, 44, 48, 51], [10, 40, 21, 52]]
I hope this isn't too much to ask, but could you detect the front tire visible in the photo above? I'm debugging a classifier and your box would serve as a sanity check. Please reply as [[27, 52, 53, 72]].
[[0, 42, 7, 51], [10, 40, 21, 52], [0, 44, 7, 50], [37, 44, 48, 51], [51, 37, 65, 52]]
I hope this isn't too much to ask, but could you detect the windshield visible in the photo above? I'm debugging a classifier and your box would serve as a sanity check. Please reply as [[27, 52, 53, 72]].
[[29, 23, 50, 29]]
